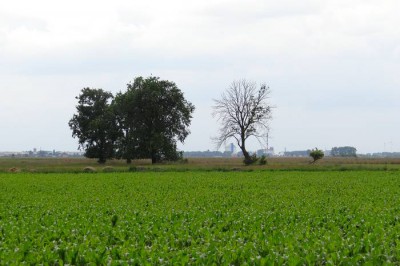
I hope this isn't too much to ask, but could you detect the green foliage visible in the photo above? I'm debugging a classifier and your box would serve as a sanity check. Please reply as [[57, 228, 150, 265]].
[[243, 154, 268, 165], [68, 88, 117, 164], [258, 155, 267, 165], [128, 165, 137, 172], [71, 77, 195, 165], [111, 214, 118, 227], [243, 153, 258, 165], [1, 171, 400, 264], [310, 148, 324, 163], [115, 76, 195, 164]]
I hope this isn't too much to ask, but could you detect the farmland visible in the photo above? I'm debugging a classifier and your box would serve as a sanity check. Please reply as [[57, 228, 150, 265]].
[[2, 157, 400, 173], [1, 170, 400, 264]]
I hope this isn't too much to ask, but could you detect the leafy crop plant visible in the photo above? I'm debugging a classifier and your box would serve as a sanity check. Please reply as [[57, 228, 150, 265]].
[[0, 171, 400, 264]]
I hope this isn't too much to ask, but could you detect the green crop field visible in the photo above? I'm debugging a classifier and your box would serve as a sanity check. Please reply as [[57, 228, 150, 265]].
[[1, 171, 400, 264]]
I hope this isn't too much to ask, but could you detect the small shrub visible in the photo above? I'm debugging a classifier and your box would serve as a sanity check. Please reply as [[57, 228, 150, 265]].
[[309, 148, 324, 163], [128, 166, 137, 172], [243, 154, 258, 165], [83, 166, 96, 172], [259, 155, 267, 165]]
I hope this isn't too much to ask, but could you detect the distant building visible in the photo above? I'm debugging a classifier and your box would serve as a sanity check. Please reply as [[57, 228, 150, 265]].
[[257, 147, 275, 157], [225, 143, 236, 154], [183, 150, 232, 158], [0, 149, 84, 158], [283, 150, 310, 157]]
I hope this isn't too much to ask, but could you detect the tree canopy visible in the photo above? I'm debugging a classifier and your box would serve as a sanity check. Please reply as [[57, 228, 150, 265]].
[[114, 76, 195, 163], [68, 88, 117, 164], [69, 77, 195, 164], [310, 148, 324, 163]]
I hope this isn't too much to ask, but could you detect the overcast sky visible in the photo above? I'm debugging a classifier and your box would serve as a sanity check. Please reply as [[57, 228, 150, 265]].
[[1, 0, 400, 154]]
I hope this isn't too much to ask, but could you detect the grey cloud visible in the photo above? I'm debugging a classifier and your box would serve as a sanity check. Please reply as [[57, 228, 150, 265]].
[[1, 0, 400, 153]]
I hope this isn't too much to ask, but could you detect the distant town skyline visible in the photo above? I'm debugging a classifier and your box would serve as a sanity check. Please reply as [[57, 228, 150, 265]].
[[1, 144, 399, 158], [1, 0, 400, 154]]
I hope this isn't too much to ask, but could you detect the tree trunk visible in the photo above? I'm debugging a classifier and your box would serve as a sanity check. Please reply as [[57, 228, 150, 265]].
[[151, 149, 158, 164], [240, 133, 251, 162], [98, 141, 106, 164], [151, 155, 157, 164], [126, 158, 132, 164], [241, 147, 251, 161]]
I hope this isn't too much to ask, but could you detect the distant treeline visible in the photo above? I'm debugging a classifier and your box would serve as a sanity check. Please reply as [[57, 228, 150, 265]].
[[284, 146, 358, 157], [361, 152, 400, 158]]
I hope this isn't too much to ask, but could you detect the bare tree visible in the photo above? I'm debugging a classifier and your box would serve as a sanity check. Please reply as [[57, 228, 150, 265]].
[[212, 80, 272, 162]]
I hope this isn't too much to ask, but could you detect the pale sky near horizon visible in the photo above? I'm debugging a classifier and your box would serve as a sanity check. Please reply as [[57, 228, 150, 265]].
[[1, 0, 400, 154]]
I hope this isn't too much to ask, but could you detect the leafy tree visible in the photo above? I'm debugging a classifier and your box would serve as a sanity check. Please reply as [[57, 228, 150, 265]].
[[68, 88, 117, 164], [115, 76, 195, 164], [331, 146, 357, 157], [309, 148, 324, 163], [112, 89, 139, 164], [213, 80, 272, 163]]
